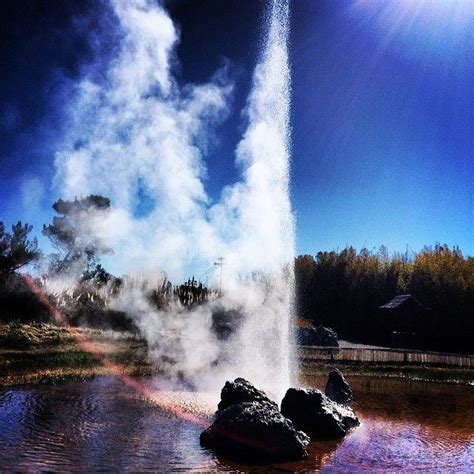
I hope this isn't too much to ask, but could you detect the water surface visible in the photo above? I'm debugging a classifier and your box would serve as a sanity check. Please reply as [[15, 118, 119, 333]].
[[0, 375, 473, 471]]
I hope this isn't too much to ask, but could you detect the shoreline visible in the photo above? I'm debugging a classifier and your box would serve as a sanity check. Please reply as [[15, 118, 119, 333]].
[[0, 323, 154, 387], [1, 324, 473, 388], [299, 360, 474, 386]]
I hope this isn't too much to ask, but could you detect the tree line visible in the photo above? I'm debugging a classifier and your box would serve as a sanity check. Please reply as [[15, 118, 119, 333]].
[[1, 196, 473, 353], [295, 246, 473, 354], [1, 195, 213, 328]]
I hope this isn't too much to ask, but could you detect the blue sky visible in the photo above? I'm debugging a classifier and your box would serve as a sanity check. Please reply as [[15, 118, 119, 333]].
[[1, 0, 473, 264]]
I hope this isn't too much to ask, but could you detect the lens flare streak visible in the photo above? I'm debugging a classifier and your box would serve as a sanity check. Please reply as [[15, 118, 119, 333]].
[[22, 274, 209, 428]]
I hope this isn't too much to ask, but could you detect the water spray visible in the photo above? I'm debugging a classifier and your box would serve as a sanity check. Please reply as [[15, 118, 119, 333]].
[[52, 0, 294, 400]]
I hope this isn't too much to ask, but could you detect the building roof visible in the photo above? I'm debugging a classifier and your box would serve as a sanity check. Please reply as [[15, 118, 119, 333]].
[[379, 294, 425, 310]]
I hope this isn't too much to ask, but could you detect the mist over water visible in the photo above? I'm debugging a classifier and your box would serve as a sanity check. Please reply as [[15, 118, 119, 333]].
[[54, 0, 294, 399]]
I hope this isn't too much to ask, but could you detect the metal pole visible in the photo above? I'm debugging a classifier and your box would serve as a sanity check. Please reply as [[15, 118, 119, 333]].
[[214, 257, 224, 294]]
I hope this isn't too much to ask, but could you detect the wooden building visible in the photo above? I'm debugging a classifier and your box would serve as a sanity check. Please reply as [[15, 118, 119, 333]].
[[378, 294, 430, 349]]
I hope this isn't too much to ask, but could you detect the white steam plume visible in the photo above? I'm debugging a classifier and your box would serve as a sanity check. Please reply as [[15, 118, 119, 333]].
[[54, 0, 294, 398], [55, 0, 232, 278]]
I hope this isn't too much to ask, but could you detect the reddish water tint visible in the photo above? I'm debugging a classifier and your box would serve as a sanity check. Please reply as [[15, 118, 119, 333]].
[[0, 375, 473, 471]]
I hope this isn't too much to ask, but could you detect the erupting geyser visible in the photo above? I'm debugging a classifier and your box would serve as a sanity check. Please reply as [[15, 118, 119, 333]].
[[222, 0, 295, 398], [54, 0, 295, 399]]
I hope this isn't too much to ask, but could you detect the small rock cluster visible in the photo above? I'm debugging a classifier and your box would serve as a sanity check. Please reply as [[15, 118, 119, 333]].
[[200, 371, 359, 462], [296, 325, 339, 347]]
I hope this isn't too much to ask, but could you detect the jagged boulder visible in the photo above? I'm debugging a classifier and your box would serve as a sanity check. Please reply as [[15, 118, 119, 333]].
[[296, 325, 339, 347], [200, 401, 309, 462], [217, 377, 278, 412], [296, 327, 317, 345], [325, 368, 353, 405], [281, 388, 359, 439], [314, 325, 339, 347]]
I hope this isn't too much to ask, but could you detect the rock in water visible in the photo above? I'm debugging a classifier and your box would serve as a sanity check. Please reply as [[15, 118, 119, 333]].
[[217, 377, 278, 412], [325, 368, 353, 405], [200, 401, 309, 461], [281, 388, 359, 439]]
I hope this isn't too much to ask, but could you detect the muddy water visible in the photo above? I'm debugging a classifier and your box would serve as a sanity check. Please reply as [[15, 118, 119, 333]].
[[0, 375, 473, 471]]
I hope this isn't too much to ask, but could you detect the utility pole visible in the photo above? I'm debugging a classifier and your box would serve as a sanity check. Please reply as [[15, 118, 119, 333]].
[[214, 257, 224, 294]]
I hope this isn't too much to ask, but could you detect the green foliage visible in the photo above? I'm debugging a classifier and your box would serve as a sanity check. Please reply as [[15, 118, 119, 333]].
[[0, 221, 41, 280], [174, 276, 211, 306], [42, 195, 112, 276], [81, 264, 113, 286], [295, 245, 473, 353]]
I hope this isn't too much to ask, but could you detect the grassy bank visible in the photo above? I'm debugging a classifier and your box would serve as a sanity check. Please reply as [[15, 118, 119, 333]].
[[299, 359, 474, 385], [1, 324, 473, 387], [0, 323, 157, 386]]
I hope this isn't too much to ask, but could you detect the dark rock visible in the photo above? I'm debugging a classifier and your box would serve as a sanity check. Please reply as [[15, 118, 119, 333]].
[[325, 369, 353, 405], [200, 401, 309, 462], [296, 327, 317, 345], [217, 377, 278, 412], [314, 326, 339, 347], [296, 325, 339, 347], [281, 388, 359, 439]]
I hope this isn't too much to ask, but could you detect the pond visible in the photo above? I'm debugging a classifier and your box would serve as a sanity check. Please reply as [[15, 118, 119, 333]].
[[0, 375, 473, 471]]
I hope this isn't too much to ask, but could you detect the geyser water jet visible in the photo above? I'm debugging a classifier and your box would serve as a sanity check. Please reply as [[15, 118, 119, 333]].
[[53, 0, 295, 399], [225, 0, 295, 396]]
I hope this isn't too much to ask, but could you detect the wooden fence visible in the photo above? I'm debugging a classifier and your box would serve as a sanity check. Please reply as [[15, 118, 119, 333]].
[[299, 346, 474, 368]]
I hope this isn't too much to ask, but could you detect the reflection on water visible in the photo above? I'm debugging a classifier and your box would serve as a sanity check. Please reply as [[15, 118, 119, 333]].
[[0, 375, 473, 471]]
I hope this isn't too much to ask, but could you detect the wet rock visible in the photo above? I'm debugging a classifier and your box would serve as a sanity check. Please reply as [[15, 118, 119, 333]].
[[217, 377, 278, 412], [200, 401, 309, 462], [325, 368, 353, 405], [281, 388, 359, 439]]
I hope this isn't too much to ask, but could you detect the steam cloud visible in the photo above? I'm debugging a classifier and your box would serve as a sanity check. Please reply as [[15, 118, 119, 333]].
[[54, 0, 295, 398]]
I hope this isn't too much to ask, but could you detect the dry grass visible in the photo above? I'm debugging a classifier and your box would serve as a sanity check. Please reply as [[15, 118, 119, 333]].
[[1, 324, 472, 387], [300, 359, 474, 385], [0, 323, 75, 348], [0, 323, 143, 348]]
